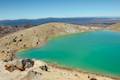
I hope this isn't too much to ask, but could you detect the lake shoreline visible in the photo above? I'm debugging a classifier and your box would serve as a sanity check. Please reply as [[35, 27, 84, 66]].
[[17, 30, 120, 79], [48, 62, 120, 80], [0, 23, 119, 80], [17, 50, 120, 80]]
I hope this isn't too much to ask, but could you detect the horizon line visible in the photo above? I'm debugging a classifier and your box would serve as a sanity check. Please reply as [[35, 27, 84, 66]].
[[0, 16, 120, 21]]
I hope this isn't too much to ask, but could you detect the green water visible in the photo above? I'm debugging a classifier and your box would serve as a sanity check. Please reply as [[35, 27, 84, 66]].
[[17, 31, 120, 77]]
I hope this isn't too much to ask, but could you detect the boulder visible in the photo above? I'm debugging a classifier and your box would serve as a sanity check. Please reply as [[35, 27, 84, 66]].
[[90, 78, 97, 80], [22, 59, 34, 69], [5, 59, 34, 72], [14, 60, 25, 71], [39, 65, 48, 71], [5, 64, 16, 72]]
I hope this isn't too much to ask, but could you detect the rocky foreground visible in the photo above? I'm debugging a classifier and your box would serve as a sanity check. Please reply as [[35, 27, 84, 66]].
[[0, 58, 117, 80], [0, 23, 119, 80]]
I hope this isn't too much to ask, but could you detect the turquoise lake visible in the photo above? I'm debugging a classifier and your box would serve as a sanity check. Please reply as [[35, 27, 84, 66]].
[[17, 31, 120, 77]]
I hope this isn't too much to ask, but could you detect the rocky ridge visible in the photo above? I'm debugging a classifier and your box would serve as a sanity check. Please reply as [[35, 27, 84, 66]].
[[0, 23, 100, 61]]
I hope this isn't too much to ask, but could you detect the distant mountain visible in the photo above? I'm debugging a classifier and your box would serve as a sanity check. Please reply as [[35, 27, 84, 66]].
[[0, 18, 120, 26]]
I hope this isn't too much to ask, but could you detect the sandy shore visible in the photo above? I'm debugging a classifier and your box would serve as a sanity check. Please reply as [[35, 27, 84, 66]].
[[0, 23, 119, 80], [48, 63, 120, 80]]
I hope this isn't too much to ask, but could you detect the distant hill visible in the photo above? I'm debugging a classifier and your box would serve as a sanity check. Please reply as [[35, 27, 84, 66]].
[[0, 18, 120, 26], [110, 23, 120, 31]]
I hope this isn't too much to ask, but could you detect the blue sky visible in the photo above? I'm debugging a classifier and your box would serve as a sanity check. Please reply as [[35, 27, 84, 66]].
[[0, 0, 120, 20]]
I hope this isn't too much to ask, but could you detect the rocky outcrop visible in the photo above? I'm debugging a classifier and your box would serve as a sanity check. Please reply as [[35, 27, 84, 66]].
[[5, 59, 34, 72]]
